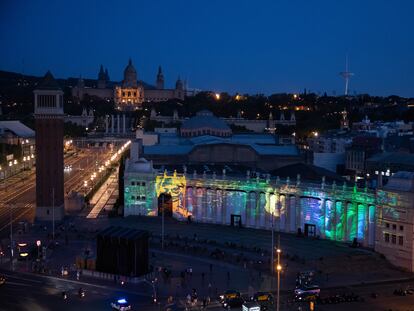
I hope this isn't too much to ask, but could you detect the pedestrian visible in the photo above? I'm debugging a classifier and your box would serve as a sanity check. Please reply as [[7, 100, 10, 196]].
[[76, 270, 80, 280], [61, 266, 64, 276]]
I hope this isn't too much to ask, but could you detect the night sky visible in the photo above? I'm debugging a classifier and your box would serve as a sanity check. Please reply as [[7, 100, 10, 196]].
[[1, 0, 413, 96]]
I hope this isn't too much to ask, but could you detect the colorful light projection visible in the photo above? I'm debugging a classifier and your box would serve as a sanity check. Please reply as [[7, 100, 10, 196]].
[[155, 171, 187, 219], [139, 171, 379, 244]]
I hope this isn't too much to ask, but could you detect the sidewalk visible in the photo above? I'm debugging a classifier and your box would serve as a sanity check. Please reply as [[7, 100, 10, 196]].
[[87, 168, 118, 219]]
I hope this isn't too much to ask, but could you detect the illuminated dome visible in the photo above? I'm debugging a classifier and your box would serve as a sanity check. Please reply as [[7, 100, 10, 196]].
[[123, 58, 137, 87], [181, 110, 232, 137]]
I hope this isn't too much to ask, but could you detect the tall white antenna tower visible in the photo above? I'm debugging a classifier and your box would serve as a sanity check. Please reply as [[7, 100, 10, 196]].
[[339, 55, 354, 96]]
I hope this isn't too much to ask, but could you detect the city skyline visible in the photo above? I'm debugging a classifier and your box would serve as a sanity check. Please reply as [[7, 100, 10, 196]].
[[1, 0, 414, 97]]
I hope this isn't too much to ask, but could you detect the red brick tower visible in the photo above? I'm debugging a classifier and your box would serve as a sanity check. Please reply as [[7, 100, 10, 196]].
[[34, 71, 64, 221]]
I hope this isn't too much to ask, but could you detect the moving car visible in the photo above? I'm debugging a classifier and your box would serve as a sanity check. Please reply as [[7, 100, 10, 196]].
[[295, 285, 320, 301], [111, 298, 132, 311], [223, 296, 245, 309], [252, 292, 274, 310], [219, 290, 241, 303]]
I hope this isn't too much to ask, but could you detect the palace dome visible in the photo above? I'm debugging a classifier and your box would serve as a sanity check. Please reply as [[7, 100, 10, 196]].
[[123, 59, 137, 87]]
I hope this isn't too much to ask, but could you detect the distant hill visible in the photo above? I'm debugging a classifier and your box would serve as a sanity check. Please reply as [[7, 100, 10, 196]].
[[0, 69, 155, 91]]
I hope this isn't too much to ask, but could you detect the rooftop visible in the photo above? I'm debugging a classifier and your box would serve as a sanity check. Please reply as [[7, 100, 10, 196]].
[[0, 121, 35, 138]]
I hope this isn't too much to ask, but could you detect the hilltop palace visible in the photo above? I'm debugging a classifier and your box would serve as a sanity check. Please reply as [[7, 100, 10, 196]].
[[72, 59, 191, 110]]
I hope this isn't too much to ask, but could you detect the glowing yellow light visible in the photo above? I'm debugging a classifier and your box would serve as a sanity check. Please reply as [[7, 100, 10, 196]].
[[215, 93, 220, 100], [276, 264, 282, 271]]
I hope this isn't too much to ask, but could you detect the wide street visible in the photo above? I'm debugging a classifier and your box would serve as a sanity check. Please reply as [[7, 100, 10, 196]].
[[0, 267, 156, 311], [0, 146, 113, 239]]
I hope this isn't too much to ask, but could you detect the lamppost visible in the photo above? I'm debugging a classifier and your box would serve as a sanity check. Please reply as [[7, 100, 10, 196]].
[[36, 240, 41, 260], [276, 241, 282, 311], [9, 204, 15, 270]]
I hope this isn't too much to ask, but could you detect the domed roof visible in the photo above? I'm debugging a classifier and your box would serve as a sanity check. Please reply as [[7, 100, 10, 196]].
[[181, 110, 231, 132], [123, 58, 137, 87], [130, 158, 153, 173]]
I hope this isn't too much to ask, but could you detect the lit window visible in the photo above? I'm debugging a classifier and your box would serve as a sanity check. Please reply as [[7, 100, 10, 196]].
[[398, 236, 403, 246]]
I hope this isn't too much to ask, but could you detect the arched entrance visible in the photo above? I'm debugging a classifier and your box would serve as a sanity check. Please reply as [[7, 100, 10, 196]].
[[158, 193, 173, 217]]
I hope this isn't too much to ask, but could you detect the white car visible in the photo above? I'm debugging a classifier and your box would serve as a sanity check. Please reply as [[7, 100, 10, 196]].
[[111, 298, 132, 311], [295, 285, 321, 297]]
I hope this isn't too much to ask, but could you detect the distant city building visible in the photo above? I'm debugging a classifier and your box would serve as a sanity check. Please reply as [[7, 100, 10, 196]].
[[72, 59, 191, 110], [346, 136, 382, 175], [375, 172, 414, 271], [64, 107, 94, 128], [180, 110, 232, 137], [34, 71, 65, 221], [0, 121, 35, 145], [149, 109, 296, 134], [138, 110, 302, 171]]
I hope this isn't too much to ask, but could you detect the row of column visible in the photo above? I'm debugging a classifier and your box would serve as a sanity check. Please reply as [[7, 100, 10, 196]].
[[178, 187, 375, 247], [105, 114, 126, 135]]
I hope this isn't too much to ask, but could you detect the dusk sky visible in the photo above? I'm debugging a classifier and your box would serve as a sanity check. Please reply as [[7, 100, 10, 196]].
[[1, 0, 413, 97]]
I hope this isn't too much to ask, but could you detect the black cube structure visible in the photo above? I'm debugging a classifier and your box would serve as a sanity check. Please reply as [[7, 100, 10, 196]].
[[96, 226, 149, 277]]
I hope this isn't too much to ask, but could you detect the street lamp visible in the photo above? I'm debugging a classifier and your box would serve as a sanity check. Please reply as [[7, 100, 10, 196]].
[[276, 246, 282, 311], [36, 240, 41, 260]]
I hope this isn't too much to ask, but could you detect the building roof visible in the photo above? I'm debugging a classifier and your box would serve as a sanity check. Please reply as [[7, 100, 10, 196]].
[[153, 163, 266, 178], [143, 134, 299, 157], [270, 163, 346, 183], [0, 121, 35, 138], [36, 71, 61, 90], [367, 152, 414, 167], [383, 171, 414, 192], [127, 158, 154, 173], [181, 111, 231, 131]]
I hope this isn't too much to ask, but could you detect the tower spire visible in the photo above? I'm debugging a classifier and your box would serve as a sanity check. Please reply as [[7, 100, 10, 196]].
[[339, 55, 354, 96]]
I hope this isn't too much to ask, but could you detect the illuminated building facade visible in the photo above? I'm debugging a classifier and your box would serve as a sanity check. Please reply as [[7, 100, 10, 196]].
[[114, 59, 144, 109], [124, 150, 378, 248], [72, 61, 188, 109], [375, 172, 414, 271]]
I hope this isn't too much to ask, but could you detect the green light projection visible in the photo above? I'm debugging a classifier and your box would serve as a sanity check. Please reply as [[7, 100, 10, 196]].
[[126, 171, 379, 244]]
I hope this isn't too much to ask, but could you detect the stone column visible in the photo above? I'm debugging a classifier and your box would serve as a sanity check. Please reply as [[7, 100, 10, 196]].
[[111, 115, 114, 134], [256, 192, 260, 228], [281, 192, 287, 232], [243, 191, 248, 227], [321, 199, 326, 239], [117, 114, 120, 134], [363, 204, 369, 247], [105, 115, 109, 134], [222, 190, 227, 225], [343, 201, 348, 241], [123, 114, 126, 134], [295, 195, 301, 234], [265, 192, 271, 229]]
